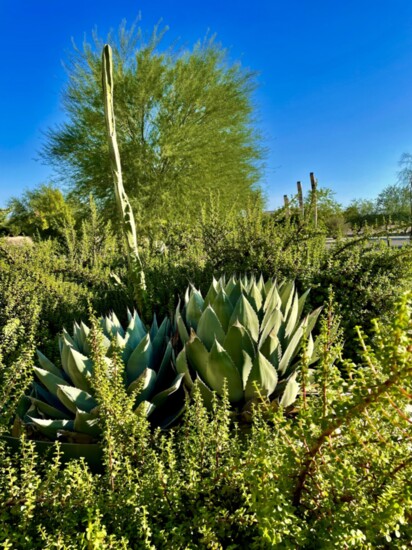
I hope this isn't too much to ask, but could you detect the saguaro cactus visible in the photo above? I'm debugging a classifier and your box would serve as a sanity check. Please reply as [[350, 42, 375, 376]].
[[102, 44, 146, 309]]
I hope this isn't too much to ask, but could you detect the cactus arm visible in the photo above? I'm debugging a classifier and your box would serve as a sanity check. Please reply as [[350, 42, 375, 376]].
[[102, 44, 146, 307]]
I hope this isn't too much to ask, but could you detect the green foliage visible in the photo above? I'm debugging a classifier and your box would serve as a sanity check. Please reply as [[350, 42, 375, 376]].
[[42, 20, 263, 232], [0, 295, 411, 547], [0, 237, 131, 364], [306, 236, 412, 357], [62, 195, 118, 269], [6, 184, 75, 238]]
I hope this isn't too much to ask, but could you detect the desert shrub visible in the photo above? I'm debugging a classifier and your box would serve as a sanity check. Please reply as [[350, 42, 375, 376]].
[[0, 238, 129, 362], [305, 237, 412, 356], [0, 294, 410, 548]]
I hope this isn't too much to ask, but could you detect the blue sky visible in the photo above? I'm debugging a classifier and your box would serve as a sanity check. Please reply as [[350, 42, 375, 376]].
[[1, 0, 412, 209]]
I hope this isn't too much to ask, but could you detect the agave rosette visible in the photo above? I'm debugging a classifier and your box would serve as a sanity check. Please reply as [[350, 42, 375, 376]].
[[175, 275, 321, 410], [18, 311, 185, 442]]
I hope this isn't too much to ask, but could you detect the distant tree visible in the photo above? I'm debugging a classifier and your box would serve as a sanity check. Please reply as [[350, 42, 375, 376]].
[[42, 21, 264, 234], [309, 188, 347, 237], [395, 152, 412, 225], [344, 198, 378, 228], [7, 184, 75, 238], [376, 184, 410, 223], [0, 208, 10, 235]]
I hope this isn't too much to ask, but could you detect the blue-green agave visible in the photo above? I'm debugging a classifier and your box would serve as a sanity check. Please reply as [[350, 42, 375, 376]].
[[175, 275, 321, 411], [17, 311, 185, 442]]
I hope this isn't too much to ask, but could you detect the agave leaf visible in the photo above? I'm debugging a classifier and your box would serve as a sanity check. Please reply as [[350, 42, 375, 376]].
[[192, 376, 215, 409], [248, 282, 263, 313], [128, 368, 157, 406], [56, 385, 98, 414], [280, 281, 295, 317], [260, 308, 283, 348], [110, 312, 125, 337], [223, 321, 256, 372], [297, 288, 311, 320], [211, 289, 233, 332], [176, 302, 190, 344], [224, 275, 237, 297], [284, 290, 299, 341], [156, 402, 186, 430], [101, 315, 114, 338], [79, 321, 91, 355], [151, 317, 170, 366], [125, 311, 147, 350], [186, 286, 204, 330], [29, 397, 70, 420], [205, 340, 243, 403], [34, 367, 68, 398], [60, 335, 74, 377], [151, 373, 185, 408], [204, 277, 220, 307], [66, 348, 93, 392], [263, 283, 281, 314], [74, 410, 101, 437], [229, 294, 260, 342], [153, 341, 173, 390], [196, 306, 225, 351], [277, 326, 304, 376], [62, 328, 78, 351], [279, 372, 300, 407], [259, 334, 280, 365], [305, 307, 323, 336], [34, 382, 71, 413], [149, 314, 159, 341], [244, 351, 278, 402], [226, 279, 246, 308], [176, 348, 194, 389], [257, 274, 265, 294], [36, 350, 64, 378], [127, 333, 152, 383], [185, 332, 210, 384], [72, 322, 83, 350], [241, 351, 253, 390], [28, 417, 74, 439]]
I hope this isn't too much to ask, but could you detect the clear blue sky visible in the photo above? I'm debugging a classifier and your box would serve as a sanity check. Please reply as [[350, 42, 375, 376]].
[[1, 0, 412, 209]]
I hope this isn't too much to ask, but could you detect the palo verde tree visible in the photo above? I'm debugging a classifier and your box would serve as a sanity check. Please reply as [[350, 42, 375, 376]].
[[42, 21, 264, 234]]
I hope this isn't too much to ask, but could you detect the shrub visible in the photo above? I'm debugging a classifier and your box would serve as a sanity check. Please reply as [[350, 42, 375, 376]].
[[0, 294, 410, 548]]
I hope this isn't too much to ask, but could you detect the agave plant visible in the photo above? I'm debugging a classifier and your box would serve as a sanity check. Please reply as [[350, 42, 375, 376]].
[[17, 311, 185, 443], [175, 275, 321, 411]]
